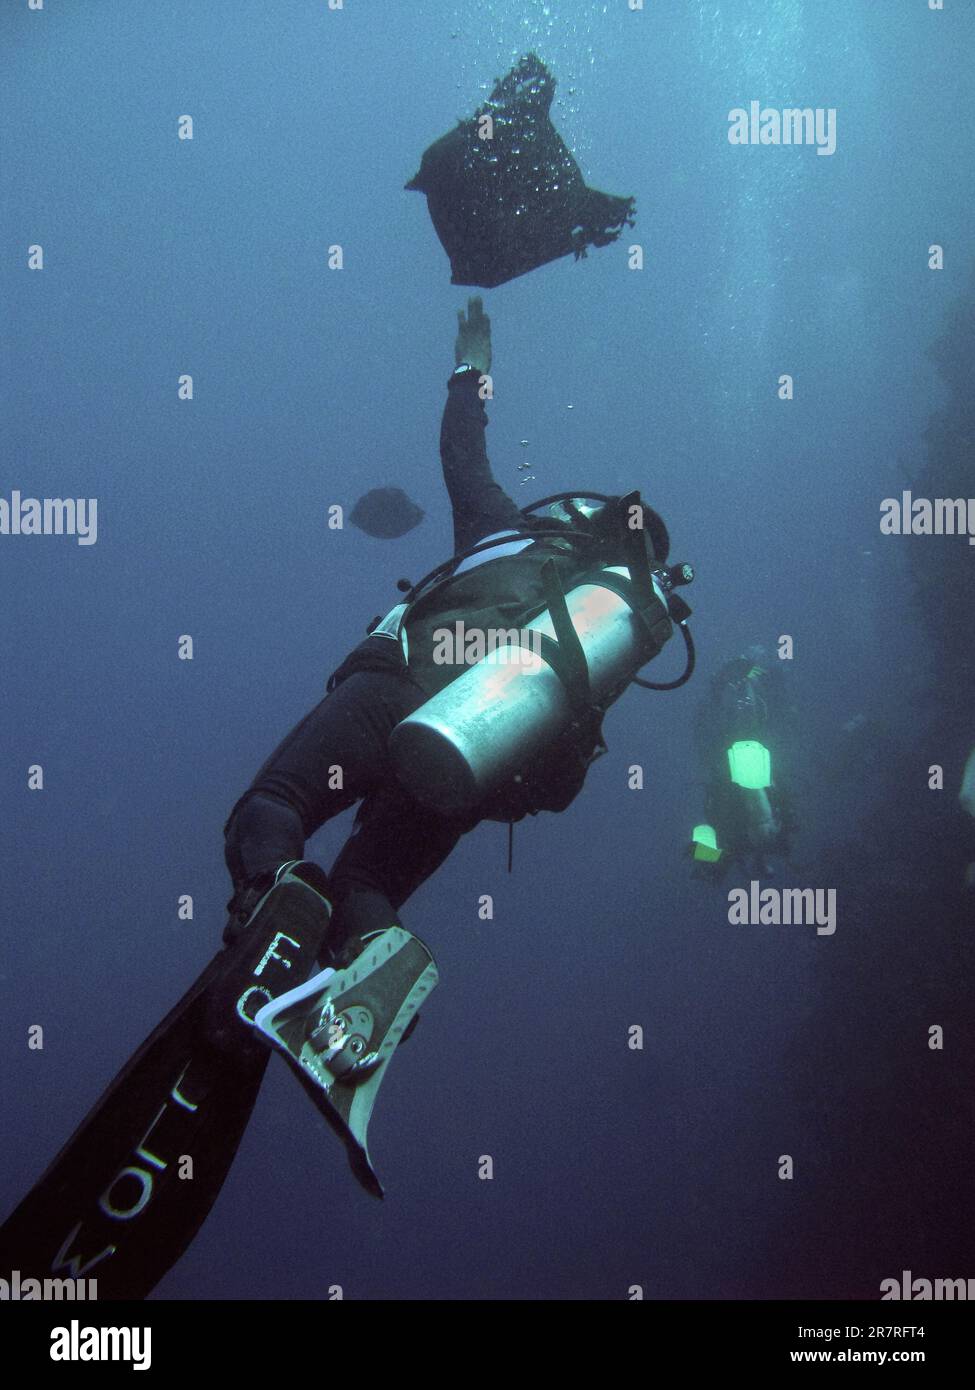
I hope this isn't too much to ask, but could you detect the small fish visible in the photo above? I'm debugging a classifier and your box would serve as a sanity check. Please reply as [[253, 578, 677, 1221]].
[[349, 487, 425, 539]]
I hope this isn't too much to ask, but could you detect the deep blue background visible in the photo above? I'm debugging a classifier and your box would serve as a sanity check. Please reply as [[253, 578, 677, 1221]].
[[2, 0, 973, 1300]]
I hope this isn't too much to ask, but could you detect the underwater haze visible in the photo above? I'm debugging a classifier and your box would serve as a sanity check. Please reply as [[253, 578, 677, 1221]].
[[2, 0, 974, 1302]]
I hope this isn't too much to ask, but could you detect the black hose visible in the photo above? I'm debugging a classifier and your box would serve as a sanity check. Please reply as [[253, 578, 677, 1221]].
[[632, 622, 696, 691]]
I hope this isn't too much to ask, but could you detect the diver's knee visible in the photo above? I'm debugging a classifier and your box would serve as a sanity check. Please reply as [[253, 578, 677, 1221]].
[[224, 789, 306, 892]]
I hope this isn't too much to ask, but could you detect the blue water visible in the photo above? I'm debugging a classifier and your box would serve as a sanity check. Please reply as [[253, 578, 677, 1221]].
[[2, 0, 973, 1300]]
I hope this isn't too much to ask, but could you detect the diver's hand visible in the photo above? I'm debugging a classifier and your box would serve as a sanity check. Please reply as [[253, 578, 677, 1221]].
[[455, 296, 492, 375]]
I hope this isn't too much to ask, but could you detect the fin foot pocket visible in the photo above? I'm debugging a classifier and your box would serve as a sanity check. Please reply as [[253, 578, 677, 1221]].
[[253, 926, 438, 1198], [204, 860, 333, 1053]]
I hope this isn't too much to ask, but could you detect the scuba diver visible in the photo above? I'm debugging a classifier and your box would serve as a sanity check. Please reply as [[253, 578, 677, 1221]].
[[221, 296, 693, 1182], [0, 298, 694, 1298], [689, 646, 795, 879]]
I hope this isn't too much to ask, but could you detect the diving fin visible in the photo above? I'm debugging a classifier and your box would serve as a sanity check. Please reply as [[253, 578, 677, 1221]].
[[0, 860, 332, 1300], [253, 926, 438, 1199], [691, 823, 723, 863]]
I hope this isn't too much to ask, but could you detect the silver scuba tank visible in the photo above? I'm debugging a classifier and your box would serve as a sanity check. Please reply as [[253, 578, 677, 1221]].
[[389, 566, 672, 814]]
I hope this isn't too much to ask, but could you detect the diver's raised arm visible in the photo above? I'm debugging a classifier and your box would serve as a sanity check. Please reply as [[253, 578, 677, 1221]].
[[454, 295, 492, 375], [440, 296, 522, 553]]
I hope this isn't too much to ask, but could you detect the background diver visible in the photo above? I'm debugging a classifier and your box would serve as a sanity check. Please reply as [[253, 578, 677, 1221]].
[[0, 298, 695, 1297], [689, 646, 797, 879]]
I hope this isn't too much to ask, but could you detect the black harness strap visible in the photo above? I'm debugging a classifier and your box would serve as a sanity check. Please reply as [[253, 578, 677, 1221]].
[[575, 567, 672, 660], [536, 558, 594, 717]]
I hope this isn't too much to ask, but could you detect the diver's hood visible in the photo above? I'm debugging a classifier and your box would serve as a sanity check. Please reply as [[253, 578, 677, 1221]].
[[545, 494, 671, 567], [548, 497, 603, 525]]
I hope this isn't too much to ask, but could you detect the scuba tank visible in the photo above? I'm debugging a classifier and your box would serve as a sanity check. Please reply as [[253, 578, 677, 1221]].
[[727, 739, 780, 848], [387, 492, 695, 816]]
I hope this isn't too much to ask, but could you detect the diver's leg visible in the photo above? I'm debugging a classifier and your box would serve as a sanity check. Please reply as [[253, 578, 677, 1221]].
[[252, 789, 474, 1195], [223, 670, 425, 927], [0, 676, 434, 1291], [324, 781, 474, 959], [213, 672, 428, 1043]]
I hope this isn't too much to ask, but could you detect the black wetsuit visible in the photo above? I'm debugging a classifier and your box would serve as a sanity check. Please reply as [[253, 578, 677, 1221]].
[[223, 370, 532, 953]]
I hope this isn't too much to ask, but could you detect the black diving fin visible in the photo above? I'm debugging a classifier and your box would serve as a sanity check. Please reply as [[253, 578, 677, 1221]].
[[0, 861, 332, 1300]]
